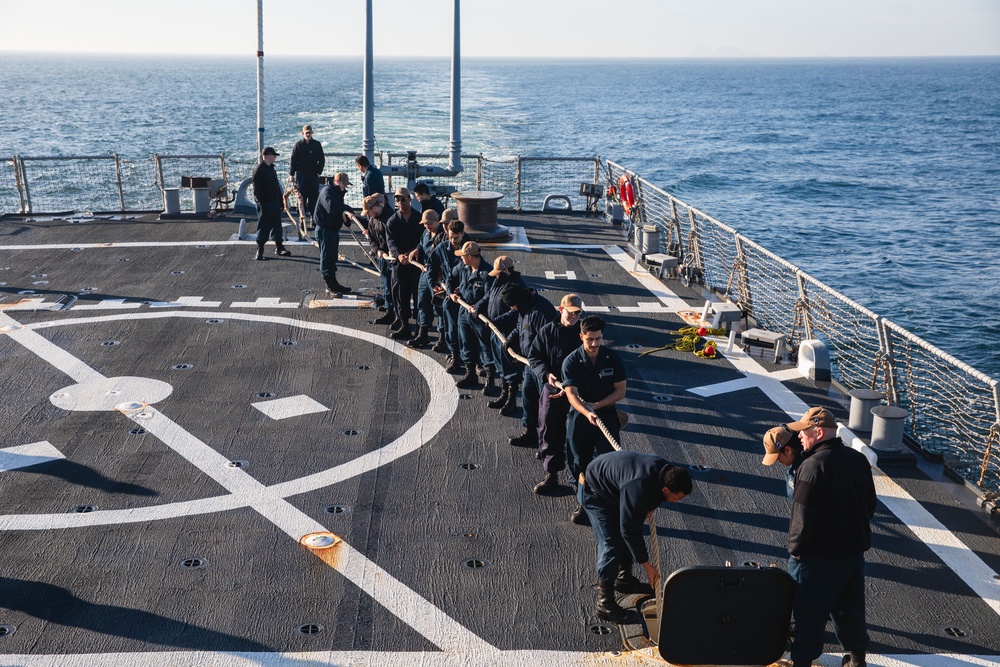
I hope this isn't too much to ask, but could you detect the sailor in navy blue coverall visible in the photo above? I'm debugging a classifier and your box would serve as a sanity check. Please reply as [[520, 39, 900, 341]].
[[581, 450, 692, 623]]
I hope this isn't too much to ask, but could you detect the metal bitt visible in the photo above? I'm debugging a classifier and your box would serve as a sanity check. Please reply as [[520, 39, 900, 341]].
[[361, 0, 375, 165], [870, 405, 910, 453], [848, 388, 885, 433]]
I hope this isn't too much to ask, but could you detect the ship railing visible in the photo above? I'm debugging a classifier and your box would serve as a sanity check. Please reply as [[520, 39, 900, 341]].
[[606, 159, 1000, 500]]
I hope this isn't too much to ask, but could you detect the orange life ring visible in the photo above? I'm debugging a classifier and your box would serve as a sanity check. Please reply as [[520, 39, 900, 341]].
[[618, 175, 636, 215]]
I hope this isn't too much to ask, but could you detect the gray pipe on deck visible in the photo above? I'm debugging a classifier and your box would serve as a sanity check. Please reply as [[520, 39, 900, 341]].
[[361, 0, 375, 165]]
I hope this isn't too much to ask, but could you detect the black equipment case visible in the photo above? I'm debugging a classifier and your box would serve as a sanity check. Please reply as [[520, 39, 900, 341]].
[[657, 565, 795, 665]]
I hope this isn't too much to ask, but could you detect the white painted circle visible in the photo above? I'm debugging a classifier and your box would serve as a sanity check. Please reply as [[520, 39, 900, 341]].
[[3, 311, 458, 531], [50, 376, 173, 412]]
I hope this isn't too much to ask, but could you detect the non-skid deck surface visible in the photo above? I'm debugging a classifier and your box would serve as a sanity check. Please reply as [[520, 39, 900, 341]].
[[0, 212, 998, 665]]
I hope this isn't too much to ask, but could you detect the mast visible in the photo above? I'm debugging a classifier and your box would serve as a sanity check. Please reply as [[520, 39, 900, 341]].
[[361, 0, 375, 164], [447, 0, 462, 172], [256, 0, 265, 156]]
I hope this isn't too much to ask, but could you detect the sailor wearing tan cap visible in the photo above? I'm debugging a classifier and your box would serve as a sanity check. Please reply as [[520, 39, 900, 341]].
[[761, 424, 804, 502], [784, 406, 876, 667], [408, 209, 445, 348], [447, 241, 494, 389]]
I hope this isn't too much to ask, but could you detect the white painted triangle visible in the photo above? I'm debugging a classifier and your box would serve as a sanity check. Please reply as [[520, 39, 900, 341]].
[[0, 441, 65, 471]]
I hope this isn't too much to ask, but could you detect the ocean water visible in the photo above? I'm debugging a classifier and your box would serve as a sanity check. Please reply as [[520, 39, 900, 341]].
[[1, 54, 999, 378]]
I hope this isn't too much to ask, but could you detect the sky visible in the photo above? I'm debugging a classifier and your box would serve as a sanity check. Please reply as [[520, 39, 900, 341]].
[[0, 0, 998, 58]]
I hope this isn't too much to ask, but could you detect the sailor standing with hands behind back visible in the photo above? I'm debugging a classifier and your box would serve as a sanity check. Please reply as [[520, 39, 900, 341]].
[[250, 146, 291, 261]]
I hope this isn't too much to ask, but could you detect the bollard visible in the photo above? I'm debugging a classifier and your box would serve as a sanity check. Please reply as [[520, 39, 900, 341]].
[[238, 218, 247, 240], [192, 187, 211, 214], [870, 406, 909, 452], [848, 388, 885, 433], [162, 188, 180, 215]]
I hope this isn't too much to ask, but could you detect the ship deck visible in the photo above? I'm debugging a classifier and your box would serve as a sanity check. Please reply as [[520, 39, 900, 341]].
[[0, 210, 998, 667]]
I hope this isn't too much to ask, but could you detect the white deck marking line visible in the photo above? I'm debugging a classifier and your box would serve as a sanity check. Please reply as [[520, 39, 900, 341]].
[[0, 240, 369, 251], [603, 245, 689, 311], [0, 651, 995, 667], [599, 253, 1000, 621], [0, 312, 105, 384], [0, 311, 489, 653], [0, 297, 63, 311], [0, 441, 65, 472], [252, 395, 328, 420], [544, 270, 577, 280], [230, 297, 300, 308], [70, 299, 142, 310]]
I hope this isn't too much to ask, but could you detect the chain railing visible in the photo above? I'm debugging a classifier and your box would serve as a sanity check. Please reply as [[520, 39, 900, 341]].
[[607, 159, 1000, 498]]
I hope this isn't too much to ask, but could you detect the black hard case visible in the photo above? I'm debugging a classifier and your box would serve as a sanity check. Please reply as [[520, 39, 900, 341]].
[[657, 565, 795, 665]]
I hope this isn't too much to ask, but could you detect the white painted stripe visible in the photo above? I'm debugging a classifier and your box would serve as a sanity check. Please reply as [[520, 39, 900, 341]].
[[0, 651, 993, 667], [582, 305, 611, 313], [688, 377, 759, 397], [480, 226, 530, 250], [0, 441, 65, 471], [152, 296, 224, 308], [231, 298, 300, 308], [0, 313, 105, 384], [70, 299, 142, 310], [603, 245, 689, 312], [617, 302, 675, 313]]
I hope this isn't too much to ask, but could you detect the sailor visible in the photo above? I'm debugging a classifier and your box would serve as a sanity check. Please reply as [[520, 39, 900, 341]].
[[413, 182, 445, 218], [250, 146, 290, 260], [289, 125, 325, 227], [313, 171, 359, 295], [356, 155, 390, 215], [447, 241, 494, 389], [562, 314, 626, 525], [429, 219, 470, 364], [761, 424, 804, 502], [385, 187, 423, 340], [408, 209, 446, 348], [496, 284, 559, 447], [580, 450, 692, 624], [476, 256, 527, 407], [359, 194, 395, 323], [527, 294, 584, 494], [785, 407, 877, 667]]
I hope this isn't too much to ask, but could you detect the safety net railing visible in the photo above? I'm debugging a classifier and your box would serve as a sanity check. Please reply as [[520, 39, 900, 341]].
[[606, 159, 1000, 500]]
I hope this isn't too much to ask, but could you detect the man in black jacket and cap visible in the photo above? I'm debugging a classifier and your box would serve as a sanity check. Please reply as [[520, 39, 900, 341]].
[[289, 124, 325, 227], [250, 146, 290, 261], [785, 407, 877, 667]]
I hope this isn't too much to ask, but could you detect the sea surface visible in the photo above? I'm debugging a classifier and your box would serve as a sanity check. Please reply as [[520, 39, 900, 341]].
[[1, 54, 999, 378]]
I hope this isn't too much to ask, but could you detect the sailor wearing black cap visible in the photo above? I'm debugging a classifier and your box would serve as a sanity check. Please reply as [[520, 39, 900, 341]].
[[250, 146, 290, 260]]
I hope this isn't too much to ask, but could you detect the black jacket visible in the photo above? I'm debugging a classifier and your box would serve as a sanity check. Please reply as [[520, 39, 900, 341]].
[[788, 437, 877, 559], [314, 184, 353, 230], [251, 161, 282, 204], [289, 138, 325, 178], [529, 319, 582, 383]]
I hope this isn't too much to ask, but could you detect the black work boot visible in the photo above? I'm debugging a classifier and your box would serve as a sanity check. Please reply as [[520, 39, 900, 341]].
[[499, 384, 519, 417], [569, 505, 590, 526], [456, 366, 479, 389], [596, 579, 640, 624], [275, 243, 291, 257], [615, 565, 654, 595], [487, 380, 510, 409], [372, 311, 395, 325], [508, 426, 537, 448], [842, 653, 867, 667], [481, 371, 496, 396], [390, 321, 413, 340], [445, 354, 463, 374], [329, 279, 351, 294], [431, 338, 449, 354], [408, 326, 431, 348], [254, 246, 265, 261], [532, 472, 559, 495]]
